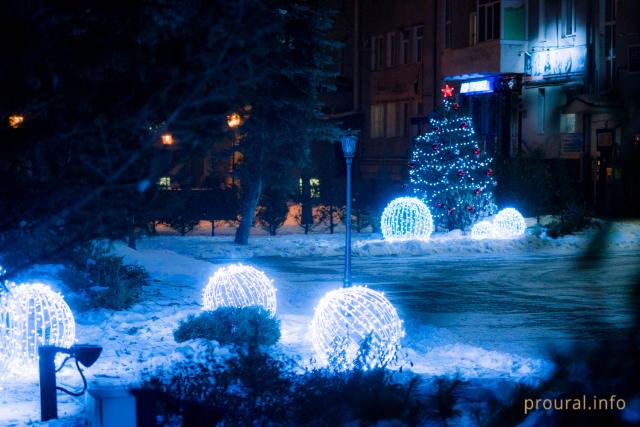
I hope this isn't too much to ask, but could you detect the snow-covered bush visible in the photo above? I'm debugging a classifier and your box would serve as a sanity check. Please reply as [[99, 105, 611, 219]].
[[545, 202, 593, 238], [173, 306, 280, 347], [59, 244, 149, 310], [142, 347, 426, 426]]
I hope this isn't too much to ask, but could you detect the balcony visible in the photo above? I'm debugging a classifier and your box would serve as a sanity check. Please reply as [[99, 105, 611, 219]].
[[441, 39, 527, 79]]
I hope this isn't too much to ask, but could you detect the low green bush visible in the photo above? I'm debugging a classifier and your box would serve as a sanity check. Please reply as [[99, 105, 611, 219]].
[[545, 201, 593, 238], [58, 244, 149, 310], [173, 306, 280, 347]]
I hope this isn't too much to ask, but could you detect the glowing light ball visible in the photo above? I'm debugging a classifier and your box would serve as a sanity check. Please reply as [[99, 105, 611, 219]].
[[310, 286, 405, 369], [202, 264, 277, 315], [381, 197, 433, 241], [0, 287, 17, 375], [7, 283, 76, 371], [470, 220, 498, 240], [493, 208, 526, 238]]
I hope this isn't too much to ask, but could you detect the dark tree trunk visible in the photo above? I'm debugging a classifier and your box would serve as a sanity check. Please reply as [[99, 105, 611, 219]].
[[329, 206, 335, 234], [127, 215, 136, 250], [235, 177, 262, 245], [211, 220, 215, 236]]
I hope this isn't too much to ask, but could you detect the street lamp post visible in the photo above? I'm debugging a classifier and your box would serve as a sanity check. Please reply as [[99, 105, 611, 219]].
[[341, 134, 357, 288]]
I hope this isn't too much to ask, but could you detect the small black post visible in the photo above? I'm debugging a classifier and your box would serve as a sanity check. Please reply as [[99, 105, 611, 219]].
[[39, 345, 58, 421]]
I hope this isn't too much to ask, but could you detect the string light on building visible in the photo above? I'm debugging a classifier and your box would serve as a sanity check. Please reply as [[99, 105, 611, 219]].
[[380, 197, 434, 241], [8, 115, 24, 129], [5, 283, 76, 374], [161, 133, 174, 145], [202, 264, 277, 316], [493, 208, 526, 238], [470, 220, 498, 240], [309, 286, 404, 369]]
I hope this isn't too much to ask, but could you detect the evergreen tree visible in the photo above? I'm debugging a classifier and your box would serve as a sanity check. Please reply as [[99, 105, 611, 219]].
[[233, 1, 342, 244], [409, 85, 497, 231]]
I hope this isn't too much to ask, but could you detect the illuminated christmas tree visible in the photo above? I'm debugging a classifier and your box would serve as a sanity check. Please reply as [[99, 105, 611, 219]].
[[409, 85, 497, 231]]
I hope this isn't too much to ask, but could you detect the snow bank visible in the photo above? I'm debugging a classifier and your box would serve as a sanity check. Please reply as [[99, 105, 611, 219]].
[[138, 220, 640, 260]]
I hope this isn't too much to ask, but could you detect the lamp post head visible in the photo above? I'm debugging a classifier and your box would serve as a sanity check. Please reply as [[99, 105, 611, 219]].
[[341, 135, 357, 158], [227, 113, 241, 129]]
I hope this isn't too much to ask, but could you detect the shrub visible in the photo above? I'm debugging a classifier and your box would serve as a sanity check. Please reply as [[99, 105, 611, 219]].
[[256, 188, 290, 236], [173, 306, 280, 347], [58, 244, 149, 310], [143, 347, 427, 426], [545, 201, 593, 238]]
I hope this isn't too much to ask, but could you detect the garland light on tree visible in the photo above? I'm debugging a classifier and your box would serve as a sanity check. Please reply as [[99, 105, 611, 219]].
[[202, 264, 277, 316], [380, 197, 433, 241], [309, 286, 404, 370], [409, 84, 497, 231]]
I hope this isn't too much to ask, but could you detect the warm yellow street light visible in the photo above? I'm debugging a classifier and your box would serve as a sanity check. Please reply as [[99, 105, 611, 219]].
[[227, 113, 241, 129], [161, 132, 174, 145], [8, 115, 24, 129]]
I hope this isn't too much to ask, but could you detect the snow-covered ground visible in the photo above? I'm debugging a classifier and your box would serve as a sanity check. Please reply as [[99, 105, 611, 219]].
[[1, 220, 639, 425]]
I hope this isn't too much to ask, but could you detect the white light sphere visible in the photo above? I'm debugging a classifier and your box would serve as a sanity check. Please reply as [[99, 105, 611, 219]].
[[310, 286, 405, 369], [7, 283, 76, 372], [0, 287, 17, 376], [470, 220, 498, 240], [493, 208, 526, 238], [202, 264, 277, 316], [381, 197, 433, 241]]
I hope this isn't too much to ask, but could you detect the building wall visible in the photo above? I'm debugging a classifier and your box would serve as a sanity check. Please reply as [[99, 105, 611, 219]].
[[358, 0, 437, 192]]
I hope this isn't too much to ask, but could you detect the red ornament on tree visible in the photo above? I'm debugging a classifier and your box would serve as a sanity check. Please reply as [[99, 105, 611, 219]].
[[473, 147, 481, 155], [466, 205, 474, 212], [474, 188, 482, 195], [441, 84, 455, 98], [432, 144, 441, 151], [436, 202, 444, 208], [433, 126, 440, 132], [460, 122, 469, 129], [448, 208, 454, 215], [457, 170, 465, 177], [486, 168, 494, 177], [453, 102, 459, 109]]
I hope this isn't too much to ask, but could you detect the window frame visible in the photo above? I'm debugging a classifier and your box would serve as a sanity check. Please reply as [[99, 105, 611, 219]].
[[562, 0, 576, 37]]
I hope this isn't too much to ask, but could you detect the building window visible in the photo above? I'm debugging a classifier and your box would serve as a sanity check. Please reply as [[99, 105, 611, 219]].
[[371, 104, 385, 138], [445, 0, 453, 48], [414, 26, 424, 62], [388, 32, 399, 67], [158, 176, 171, 189], [400, 29, 411, 64], [562, 0, 576, 37], [371, 35, 385, 70], [603, 0, 616, 90], [560, 113, 576, 133], [537, 88, 545, 134], [478, 0, 500, 42], [309, 178, 320, 198], [386, 103, 397, 137], [469, 12, 478, 46]]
